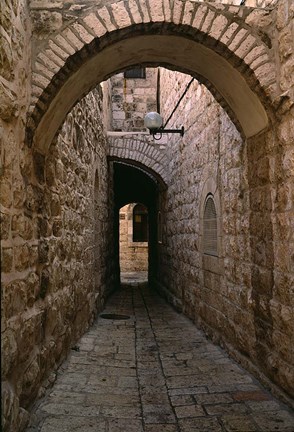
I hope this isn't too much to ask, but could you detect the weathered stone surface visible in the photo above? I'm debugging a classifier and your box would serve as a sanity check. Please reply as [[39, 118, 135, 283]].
[[2, 78, 114, 432], [25, 286, 294, 432], [31, 11, 63, 37], [1, 1, 293, 431]]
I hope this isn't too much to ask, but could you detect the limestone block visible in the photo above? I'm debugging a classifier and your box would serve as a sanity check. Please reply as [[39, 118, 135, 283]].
[[45, 160, 55, 187], [82, 13, 107, 38], [2, 279, 29, 319], [12, 214, 33, 240], [1, 247, 14, 273], [229, 28, 248, 51], [276, 0, 289, 31], [279, 26, 293, 61], [1, 383, 19, 432], [111, 1, 132, 28], [0, 81, 18, 121], [277, 113, 294, 145], [172, 0, 185, 25], [17, 311, 43, 364], [182, 1, 198, 26], [39, 269, 50, 299], [280, 57, 294, 92], [192, 4, 207, 29], [61, 28, 84, 51], [270, 300, 294, 336], [245, 9, 273, 29], [21, 357, 41, 404], [52, 219, 63, 237], [274, 183, 291, 212], [38, 239, 49, 263], [209, 14, 228, 40], [54, 34, 76, 55], [72, 23, 94, 44], [13, 180, 26, 210], [220, 22, 239, 45], [0, 177, 12, 208], [0, 212, 10, 240], [24, 185, 42, 213], [26, 272, 39, 307], [14, 243, 31, 272], [201, 9, 215, 33], [96, 6, 116, 32], [17, 408, 29, 431], [2, 328, 18, 376], [31, 11, 63, 37]]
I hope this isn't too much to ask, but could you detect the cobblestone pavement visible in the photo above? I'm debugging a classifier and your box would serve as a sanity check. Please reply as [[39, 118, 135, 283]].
[[27, 285, 294, 432]]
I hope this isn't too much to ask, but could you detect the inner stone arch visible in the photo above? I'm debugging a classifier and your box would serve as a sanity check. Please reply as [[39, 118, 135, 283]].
[[31, 33, 269, 154]]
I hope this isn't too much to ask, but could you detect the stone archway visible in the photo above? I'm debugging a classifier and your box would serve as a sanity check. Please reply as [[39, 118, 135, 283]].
[[27, 0, 281, 153], [2, 2, 293, 430], [108, 133, 169, 185], [23, 0, 294, 402]]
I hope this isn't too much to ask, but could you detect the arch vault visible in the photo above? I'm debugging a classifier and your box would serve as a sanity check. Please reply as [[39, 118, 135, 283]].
[[27, 0, 279, 153]]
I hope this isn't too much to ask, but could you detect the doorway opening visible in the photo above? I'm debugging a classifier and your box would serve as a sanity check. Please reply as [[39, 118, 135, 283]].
[[119, 203, 149, 285]]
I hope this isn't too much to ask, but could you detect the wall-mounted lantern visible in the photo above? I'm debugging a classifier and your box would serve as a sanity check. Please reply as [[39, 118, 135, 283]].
[[144, 112, 184, 140]]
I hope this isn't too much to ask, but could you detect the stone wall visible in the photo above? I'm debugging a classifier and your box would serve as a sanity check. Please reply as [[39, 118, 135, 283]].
[[104, 29, 293, 397], [1, 0, 33, 429], [1, 70, 114, 432], [155, 64, 294, 401], [110, 69, 157, 132], [119, 204, 148, 272], [1, 1, 293, 429]]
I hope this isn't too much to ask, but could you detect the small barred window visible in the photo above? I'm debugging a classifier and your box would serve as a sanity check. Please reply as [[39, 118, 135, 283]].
[[124, 68, 146, 79], [203, 195, 218, 256]]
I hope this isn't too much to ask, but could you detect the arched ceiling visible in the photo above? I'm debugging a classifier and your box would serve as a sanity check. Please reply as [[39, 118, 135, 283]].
[[114, 161, 158, 209]]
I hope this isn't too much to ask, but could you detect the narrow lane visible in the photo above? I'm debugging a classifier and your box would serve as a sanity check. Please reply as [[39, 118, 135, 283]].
[[27, 285, 294, 432]]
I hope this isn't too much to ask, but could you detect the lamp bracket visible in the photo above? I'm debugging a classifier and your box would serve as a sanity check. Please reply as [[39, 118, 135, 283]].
[[149, 126, 184, 140]]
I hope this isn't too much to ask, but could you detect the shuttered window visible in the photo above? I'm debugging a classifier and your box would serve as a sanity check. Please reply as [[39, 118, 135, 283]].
[[203, 196, 218, 256], [124, 68, 146, 79], [133, 204, 148, 242]]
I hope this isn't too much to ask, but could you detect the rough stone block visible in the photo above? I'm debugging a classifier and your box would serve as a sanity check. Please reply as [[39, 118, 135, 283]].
[[201, 9, 215, 34], [182, 1, 198, 26], [111, 1, 132, 28], [97, 6, 117, 32], [209, 14, 228, 40], [83, 13, 107, 38], [220, 22, 239, 45], [192, 5, 207, 30], [128, 0, 142, 24], [148, 0, 164, 23]]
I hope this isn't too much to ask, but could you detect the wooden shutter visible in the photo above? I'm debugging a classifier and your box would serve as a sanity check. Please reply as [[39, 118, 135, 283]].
[[203, 196, 218, 256]]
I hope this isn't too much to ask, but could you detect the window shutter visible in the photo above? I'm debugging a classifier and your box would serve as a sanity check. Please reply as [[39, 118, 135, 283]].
[[124, 68, 146, 79], [203, 196, 218, 256]]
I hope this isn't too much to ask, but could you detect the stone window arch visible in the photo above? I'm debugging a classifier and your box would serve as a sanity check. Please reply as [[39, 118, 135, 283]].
[[203, 195, 218, 257], [200, 178, 222, 265]]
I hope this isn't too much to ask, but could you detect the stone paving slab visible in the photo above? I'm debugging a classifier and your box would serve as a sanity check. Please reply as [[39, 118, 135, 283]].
[[26, 285, 294, 432]]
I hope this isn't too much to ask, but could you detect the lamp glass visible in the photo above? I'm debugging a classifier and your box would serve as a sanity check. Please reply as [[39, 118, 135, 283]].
[[144, 112, 163, 130]]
